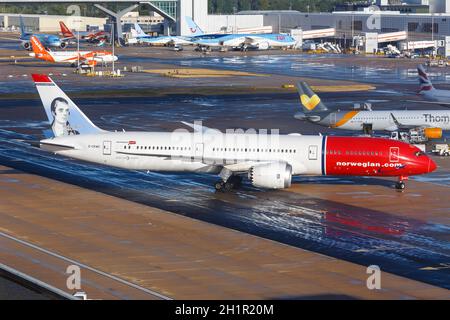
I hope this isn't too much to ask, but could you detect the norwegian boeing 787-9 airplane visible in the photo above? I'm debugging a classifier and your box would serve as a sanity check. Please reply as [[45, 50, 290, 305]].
[[30, 74, 436, 190]]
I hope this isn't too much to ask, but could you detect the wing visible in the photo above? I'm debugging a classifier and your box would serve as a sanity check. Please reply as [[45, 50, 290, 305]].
[[115, 149, 288, 173], [390, 113, 440, 131], [389, 113, 419, 130], [405, 100, 450, 108], [180, 121, 221, 134], [243, 36, 263, 44]]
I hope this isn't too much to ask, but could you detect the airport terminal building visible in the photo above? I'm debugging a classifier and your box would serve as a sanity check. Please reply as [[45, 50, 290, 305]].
[[1, 0, 450, 55]]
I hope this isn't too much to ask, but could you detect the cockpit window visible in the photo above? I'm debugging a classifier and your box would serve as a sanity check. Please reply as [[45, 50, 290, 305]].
[[415, 151, 425, 156]]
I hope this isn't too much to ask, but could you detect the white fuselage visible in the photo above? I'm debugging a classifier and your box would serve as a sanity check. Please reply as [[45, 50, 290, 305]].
[[137, 36, 192, 46], [43, 131, 324, 175], [38, 50, 117, 64], [331, 110, 450, 131]]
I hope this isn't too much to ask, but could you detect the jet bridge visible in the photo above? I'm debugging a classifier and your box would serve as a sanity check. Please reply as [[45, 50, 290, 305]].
[[0, 0, 177, 45], [363, 31, 408, 53], [290, 28, 337, 51]]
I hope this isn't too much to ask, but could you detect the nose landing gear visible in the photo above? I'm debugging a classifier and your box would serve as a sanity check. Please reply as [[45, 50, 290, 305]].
[[395, 176, 408, 190], [395, 181, 405, 190]]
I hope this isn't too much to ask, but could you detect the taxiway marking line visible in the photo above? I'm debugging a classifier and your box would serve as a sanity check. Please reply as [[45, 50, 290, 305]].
[[0, 231, 172, 300], [0, 262, 77, 300]]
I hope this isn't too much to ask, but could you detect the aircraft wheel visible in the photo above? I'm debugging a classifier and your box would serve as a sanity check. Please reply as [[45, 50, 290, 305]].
[[223, 182, 234, 192], [395, 181, 405, 190], [214, 181, 224, 191], [229, 176, 242, 188]]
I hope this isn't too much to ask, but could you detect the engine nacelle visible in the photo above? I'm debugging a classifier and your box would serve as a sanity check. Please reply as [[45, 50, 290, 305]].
[[257, 41, 270, 50], [22, 41, 31, 50], [249, 162, 292, 189], [60, 41, 67, 49], [424, 127, 442, 139]]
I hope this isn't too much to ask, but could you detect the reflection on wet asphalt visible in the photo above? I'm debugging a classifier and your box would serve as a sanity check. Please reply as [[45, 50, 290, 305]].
[[124, 54, 450, 84], [0, 94, 449, 290]]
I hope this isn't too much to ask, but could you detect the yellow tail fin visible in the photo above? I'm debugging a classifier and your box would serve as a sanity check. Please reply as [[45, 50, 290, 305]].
[[300, 94, 321, 111]]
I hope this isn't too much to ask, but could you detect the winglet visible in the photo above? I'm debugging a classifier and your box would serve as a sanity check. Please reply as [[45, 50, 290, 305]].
[[390, 113, 402, 128]]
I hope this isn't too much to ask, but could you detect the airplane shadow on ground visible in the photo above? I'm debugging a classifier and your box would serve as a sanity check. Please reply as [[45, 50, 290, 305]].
[[293, 175, 396, 188], [0, 168, 26, 175]]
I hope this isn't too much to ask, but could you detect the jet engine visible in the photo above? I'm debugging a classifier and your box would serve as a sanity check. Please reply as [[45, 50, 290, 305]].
[[424, 128, 442, 139], [60, 41, 67, 49], [22, 41, 31, 50], [248, 162, 292, 189], [257, 41, 270, 50]]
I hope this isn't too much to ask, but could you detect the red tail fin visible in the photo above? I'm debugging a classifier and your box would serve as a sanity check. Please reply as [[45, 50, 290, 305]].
[[59, 21, 74, 38]]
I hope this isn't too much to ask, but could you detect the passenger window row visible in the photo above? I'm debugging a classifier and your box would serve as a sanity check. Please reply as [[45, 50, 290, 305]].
[[124, 145, 192, 151], [212, 147, 296, 153], [123, 145, 298, 154], [327, 150, 382, 156]]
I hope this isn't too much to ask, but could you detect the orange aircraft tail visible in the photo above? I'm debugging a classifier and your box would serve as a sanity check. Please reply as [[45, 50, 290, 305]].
[[30, 36, 54, 62]]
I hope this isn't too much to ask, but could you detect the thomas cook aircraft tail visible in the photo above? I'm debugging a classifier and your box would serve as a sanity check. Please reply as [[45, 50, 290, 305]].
[[296, 82, 329, 113]]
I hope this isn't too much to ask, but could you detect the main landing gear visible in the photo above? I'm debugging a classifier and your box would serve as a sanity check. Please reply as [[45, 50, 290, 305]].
[[214, 176, 242, 192], [395, 176, 408, 190]]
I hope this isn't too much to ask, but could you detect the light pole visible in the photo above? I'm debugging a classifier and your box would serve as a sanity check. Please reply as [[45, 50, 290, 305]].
[[77, 28, 80, 69], [233, 7, 237, 33], [111, 22, 115, 75], [73, 19, 82, 70], [431, 13, 434, 42], [431, 13, 435, 57], [351, 13, 354, 40]]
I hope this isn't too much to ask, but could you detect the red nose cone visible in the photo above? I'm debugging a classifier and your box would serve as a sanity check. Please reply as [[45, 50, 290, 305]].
[[428, 158, 437, 173]]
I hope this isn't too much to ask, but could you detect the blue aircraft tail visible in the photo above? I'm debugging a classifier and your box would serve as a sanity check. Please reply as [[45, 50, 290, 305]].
[[185, 16, 204, 36], [19, 15, 27, 35], [133, 23, 147, 37]]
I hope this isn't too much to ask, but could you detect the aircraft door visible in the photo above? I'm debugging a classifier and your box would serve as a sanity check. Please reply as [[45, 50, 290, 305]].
[[330, 113, 336, 126], [308, 145, 318, 160], [194, 143, 204, 160], [103, 141, 112, 155], [389, 147, 399, 162]]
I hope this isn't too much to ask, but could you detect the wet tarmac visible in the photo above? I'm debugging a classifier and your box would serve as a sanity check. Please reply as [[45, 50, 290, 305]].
[[0, 276, 52, 300], [0, 38, 449, 295], [123, 54, 450, 85], [0, 94, 449, 290]]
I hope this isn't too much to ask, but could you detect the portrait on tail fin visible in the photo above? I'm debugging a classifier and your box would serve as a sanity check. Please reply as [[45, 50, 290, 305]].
[[50, 97, 79, 137]]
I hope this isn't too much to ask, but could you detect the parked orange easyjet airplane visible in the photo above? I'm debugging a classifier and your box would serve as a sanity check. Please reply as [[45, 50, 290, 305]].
[[29, 35, 117, 66]]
